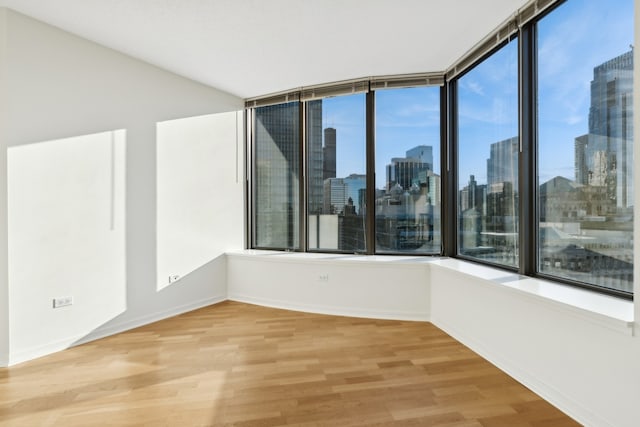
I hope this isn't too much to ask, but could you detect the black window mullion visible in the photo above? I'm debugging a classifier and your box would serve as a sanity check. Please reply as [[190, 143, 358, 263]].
[[519, 24, 537, 276], [442, 82, 457, 258], [365, 89, 376, 255], [244, 108, 251, 249], [299, 101, 306, 252], [249, 108, 257, 249]]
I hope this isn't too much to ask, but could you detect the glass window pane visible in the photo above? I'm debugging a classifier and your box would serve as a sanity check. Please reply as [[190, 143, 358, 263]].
[[375, 87, 441, 253], [307, 94, 366, 252], [537, 0, 634, 294], [457, 40, 519, 268], [253, 102, 300, 249]]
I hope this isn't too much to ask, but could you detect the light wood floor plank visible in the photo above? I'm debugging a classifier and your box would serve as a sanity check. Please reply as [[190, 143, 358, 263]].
[[0, 301, 580, 426]]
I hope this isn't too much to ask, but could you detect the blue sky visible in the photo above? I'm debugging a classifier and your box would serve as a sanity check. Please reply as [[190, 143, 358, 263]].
[[537, 0, 634, 184], [320, 0, 634, 191], [321, 87, 441, 189]]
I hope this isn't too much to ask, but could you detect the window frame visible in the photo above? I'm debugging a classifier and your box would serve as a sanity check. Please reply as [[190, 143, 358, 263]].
[[451, 36, 521, 272], [372, 85, 444, 255], [249, 101, 304, 252], [244, 0, 634, 300], [304, 92, 370, 254], [530, 1, 634, 298]]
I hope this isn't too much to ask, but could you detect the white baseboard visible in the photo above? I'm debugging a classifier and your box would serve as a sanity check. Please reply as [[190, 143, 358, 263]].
[[229, 293, 430, 322], [8, 295, 227, 366], [431, 314, 613, 427], [74, 294, 227, 346], [9, 335, 86, 367]]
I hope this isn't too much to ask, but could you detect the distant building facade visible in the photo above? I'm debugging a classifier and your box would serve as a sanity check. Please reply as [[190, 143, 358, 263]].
[[323, 127, 337, 181], [574, 50, 633, 210]]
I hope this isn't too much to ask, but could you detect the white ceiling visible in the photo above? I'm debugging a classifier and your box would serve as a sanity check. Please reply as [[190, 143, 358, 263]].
[[0, 0, 530, 99]]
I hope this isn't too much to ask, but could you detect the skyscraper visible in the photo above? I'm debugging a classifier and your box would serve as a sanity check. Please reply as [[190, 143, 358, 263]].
[[307, 100, 324, 214], [486, 136, 518, 190], [574, 134, 589, 185], [575, 49, 633, 209], [406, 145, 433, 169], [384, 145, 434, 191], [323, 127, 337, 181], [323, 177, 348, 214], [344, 173, 366, 215], [386, 158, 430, 191]]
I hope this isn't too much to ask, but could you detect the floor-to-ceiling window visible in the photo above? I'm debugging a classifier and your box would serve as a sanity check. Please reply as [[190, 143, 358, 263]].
[[375, 87, 442, 254], [307, 94, 367, 252], [253, 102, 301, 250], [456, 40, 519, 269], [537, 0, 634, 294], [247, 0, 633, 298]]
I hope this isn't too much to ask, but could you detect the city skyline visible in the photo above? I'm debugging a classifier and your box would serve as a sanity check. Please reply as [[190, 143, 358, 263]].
[[253, 0, 634, 274], [456, 42, 634, 291], [317, 0, 633, 188]]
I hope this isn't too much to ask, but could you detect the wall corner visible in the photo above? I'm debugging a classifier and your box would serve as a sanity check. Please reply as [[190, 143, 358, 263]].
[[0, 6, 10, 367]]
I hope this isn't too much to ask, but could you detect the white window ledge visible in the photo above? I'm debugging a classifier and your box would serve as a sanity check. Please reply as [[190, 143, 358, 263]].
[[429, 258, 634, 336], [227, 250, 635, 336], [227, 249, 440, 268]]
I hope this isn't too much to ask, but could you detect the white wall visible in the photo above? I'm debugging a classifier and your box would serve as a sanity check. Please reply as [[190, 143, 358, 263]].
[[0, 8, 10, 366], [228, 251, 638, 427], [8, 130, 127, 361], [429, 264, 639, 427], [227, 251, 431, 321], [157, 112, 242, 291], [0, 8, 244, 365]]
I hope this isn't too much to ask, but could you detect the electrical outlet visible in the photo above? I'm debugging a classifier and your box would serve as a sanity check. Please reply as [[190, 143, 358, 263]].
[[53, 296, 73, 308], [169, 275, 181, 284]]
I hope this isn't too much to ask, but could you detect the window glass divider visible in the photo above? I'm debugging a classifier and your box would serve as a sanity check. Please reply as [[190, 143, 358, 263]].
[[249, 108, 257, 249], [519, 23, 537, 276], [299, 100, 306, 252], [365, 87, 376, 255], [442, 82, 457, 258], [244, 108, 252, 249]]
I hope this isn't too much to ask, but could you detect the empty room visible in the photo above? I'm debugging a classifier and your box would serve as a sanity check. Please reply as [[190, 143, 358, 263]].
[[0, 0, 639, 426]]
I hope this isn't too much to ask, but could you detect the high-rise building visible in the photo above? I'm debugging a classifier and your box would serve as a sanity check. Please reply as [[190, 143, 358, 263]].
[[323, 174, 366, 216], [386, 157, 430, 191], [574, 134, 589, 185], [344, 173, 366, 215], [323, 177, 348, 214], [487, 136, 518, 190], [575, 50, 633, 209], [406, 145, 433, 169], [459, 174, 486, 215], [385, 145, 433, 191], [307, 100, 324, 215], [323, 127, 337, 181]]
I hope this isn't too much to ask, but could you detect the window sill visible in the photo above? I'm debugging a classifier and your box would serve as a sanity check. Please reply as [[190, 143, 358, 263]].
[[429, 258, 635, 336], [227, 250, 635, 336], [227, 249, 441, 268]]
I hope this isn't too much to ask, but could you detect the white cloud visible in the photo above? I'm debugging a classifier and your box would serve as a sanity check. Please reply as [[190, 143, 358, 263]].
[[565, 115, 583, 126], [461, 80, 484, 96]]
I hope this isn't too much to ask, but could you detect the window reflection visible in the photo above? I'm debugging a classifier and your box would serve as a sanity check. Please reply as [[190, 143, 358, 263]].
[[254, 102, 300, 249], [457, 40, 519, 268], [537, 0, 634, 294]]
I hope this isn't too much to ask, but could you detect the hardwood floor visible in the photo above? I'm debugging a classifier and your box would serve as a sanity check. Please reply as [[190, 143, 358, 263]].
[[0, 301, 580, 426]]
